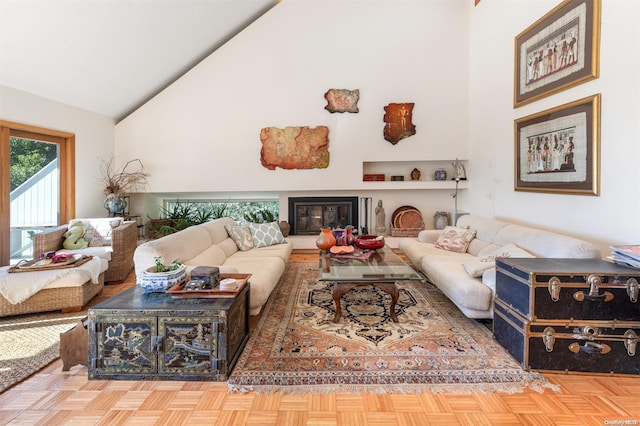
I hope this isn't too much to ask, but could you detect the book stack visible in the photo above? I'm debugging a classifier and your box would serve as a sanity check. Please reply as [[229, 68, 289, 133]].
[[610, 245, 640, 269]]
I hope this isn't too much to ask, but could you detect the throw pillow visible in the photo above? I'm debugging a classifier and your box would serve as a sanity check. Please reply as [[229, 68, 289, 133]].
[[225, 225, 254, 251], [463, 243, 535, 277], [249, 221, 285, 248], [433, 226, 477, 253], [62, 222, 88, 250]]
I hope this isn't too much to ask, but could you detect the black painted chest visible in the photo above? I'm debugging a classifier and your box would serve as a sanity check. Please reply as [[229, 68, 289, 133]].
[[88, 283, 249, 381]]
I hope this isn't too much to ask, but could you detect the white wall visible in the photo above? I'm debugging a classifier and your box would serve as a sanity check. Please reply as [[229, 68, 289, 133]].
[[467, 0, 640, 255], [0, 85, 116, 218], [115, 0, 471, 224], [4, 0, 637, 255]]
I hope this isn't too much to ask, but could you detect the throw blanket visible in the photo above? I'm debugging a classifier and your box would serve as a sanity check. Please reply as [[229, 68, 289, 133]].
[[0, 257, 104, 305]]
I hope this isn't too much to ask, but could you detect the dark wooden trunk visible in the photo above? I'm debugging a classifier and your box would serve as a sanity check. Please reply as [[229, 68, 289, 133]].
[[88, 283, 249, 381], [494, 299, 639, 375], [494, 258, 639, 376], [495, 258, 640, 321]]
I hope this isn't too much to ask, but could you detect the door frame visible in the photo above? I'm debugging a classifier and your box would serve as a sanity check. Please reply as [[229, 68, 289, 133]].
[[0, 120, 75, 264]]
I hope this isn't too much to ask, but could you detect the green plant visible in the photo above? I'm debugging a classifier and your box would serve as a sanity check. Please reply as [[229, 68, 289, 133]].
[[148, 200, 229, 238], [153, 257, 182, 272], [244, 207, 277, 223]]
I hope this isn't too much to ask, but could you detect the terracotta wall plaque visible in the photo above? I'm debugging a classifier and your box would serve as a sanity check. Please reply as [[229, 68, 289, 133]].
[[324, 89, 360, 113], [383, 103, 416, 144], [260, 126, 330, 170]]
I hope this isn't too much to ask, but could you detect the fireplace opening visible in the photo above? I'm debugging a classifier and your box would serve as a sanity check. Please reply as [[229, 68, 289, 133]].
[[288, 197, 359, 235]]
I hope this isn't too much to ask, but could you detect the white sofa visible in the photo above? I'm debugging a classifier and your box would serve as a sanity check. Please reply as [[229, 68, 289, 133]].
[[134, 217, 293, 315], [398, 215, 602, 319]]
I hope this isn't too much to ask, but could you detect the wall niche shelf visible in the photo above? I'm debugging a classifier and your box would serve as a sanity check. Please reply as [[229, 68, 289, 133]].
[[362, 160, 468, 190]]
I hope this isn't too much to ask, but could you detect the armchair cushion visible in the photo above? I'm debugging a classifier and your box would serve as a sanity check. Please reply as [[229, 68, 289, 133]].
[[70, 217, 122, 247], [58, 246, 113, 261]]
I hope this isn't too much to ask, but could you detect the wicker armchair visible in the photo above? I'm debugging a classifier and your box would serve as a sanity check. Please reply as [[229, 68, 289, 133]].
[[32, 219, 137, 282]]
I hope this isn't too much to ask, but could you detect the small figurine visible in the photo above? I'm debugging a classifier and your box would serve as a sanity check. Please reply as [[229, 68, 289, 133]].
[[452, 158, 467, 180], [410, 168, 421, 181], [375, 200, 386, 236]]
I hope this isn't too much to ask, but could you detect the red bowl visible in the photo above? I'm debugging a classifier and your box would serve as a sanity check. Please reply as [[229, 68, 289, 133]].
[[355, 235, 385, 250]]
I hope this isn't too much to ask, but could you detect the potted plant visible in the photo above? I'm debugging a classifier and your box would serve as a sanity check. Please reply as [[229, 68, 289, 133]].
[[137, 257, 186, 292], [99, 157, 149, 215]]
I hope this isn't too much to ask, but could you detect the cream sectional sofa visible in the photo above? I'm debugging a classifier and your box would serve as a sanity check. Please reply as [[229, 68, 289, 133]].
[[398, 215, 602, 319], [134, 217, 293, 315]]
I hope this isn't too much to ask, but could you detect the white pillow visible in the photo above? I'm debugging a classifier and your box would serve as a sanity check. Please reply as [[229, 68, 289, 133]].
[[463, 243, 535, 277]]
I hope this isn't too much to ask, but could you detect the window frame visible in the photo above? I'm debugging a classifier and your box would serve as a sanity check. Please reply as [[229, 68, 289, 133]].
[[0, 120, 75, 265]]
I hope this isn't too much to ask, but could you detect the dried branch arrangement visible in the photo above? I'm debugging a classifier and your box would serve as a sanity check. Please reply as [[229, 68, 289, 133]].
[[99, 157, 150, 196]]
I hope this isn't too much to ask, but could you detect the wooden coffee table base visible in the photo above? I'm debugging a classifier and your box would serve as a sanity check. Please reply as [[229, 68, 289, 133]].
[[332, 281, 399, 323]]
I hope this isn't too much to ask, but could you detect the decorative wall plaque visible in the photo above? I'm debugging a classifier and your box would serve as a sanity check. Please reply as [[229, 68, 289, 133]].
[[383, 103, 416, 144], [260, 126, 330, 170], [324, 89, 360, 113]]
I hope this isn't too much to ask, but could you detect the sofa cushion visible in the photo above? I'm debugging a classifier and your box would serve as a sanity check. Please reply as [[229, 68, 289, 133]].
[[183, 244, 227, 267], [421, 254, 493, 312], [433, 226, 476, 253], [463, 243, 535, 277], [222, 256, 287, 315], [231, 240, 293, 263], [249, 222, 285, 248], [201, 218, 238, 244], [457, 215, 509, 245], [225, 225, 254, 251], [494, 224, 602, 259]]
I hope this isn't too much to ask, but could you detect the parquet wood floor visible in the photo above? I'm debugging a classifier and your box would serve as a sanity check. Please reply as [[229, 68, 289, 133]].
[[1, 253, 638, 425]]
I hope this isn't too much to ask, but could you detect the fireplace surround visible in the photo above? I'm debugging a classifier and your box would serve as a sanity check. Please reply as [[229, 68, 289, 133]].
[[288, 197, 359, 235]]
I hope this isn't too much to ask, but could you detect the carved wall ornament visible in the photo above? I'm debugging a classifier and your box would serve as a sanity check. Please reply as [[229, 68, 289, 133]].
[[383, 102, 416, 144], [260, 126, 330, 170], [324, 89, 360, 113]]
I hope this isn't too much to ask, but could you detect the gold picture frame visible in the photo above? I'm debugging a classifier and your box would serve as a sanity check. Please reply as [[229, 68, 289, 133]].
[[514, 0, 601, 108], [514, 94, 600, 196]]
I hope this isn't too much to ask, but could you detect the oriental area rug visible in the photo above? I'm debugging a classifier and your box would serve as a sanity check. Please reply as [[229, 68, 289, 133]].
[[228, 261, 558, 395]]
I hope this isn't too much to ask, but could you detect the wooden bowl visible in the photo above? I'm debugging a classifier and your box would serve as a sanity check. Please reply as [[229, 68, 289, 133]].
[[355, 235, 385, 250]]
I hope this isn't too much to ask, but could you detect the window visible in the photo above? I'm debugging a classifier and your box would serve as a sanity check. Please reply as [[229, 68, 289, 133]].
[[0, 121, 75, 265]]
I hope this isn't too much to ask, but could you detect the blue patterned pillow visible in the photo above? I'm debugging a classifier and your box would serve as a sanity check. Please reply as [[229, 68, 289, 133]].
[[249, 221, 285, 248]]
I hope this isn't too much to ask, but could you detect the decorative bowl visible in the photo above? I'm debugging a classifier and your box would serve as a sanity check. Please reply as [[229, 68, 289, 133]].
[[330, 245, 355, 254], [355, 235, 385, 250], [137, 264, 187, 292]]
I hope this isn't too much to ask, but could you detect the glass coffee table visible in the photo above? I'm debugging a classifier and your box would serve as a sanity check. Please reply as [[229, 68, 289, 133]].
[[318, 245, 424, 323]]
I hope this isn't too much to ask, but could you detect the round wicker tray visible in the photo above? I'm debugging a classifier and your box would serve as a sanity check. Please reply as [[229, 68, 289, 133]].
[[391, 206, 424, 229]]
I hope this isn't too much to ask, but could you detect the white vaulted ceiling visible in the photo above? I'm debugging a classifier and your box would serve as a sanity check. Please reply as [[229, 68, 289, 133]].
[[0, 0, 277, 122]]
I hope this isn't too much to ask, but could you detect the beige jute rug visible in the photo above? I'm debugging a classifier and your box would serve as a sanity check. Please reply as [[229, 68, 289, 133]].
[[0, 311, 87, 393]]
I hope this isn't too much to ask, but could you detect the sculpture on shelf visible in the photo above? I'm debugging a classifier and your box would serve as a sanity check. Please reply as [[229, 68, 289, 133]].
[[383, 103, 416, 144], [410, 168, 421, 181], [375, 199, 386, 236], [452, 158, 467, 180]]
